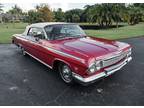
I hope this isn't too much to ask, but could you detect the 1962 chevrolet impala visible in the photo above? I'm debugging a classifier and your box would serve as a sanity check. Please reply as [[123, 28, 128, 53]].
[[12, 22, 132, 85]]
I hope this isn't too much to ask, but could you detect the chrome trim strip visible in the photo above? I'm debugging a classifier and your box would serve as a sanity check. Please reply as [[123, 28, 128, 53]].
[[72, 72, 106, 83], [105, 58, 128, 76], [102, 50, 128, 61], [102, 51, 128, 67], [25, 51, 52, 69], [103, 51, 123, 60], [127, 56, 132, 62], [42, 46, 83, 61], [72, 56, 132, 83], [105, 56, 132, 76]]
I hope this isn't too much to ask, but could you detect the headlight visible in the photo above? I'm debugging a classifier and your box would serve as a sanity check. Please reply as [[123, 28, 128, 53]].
[[127, 48, 132, 57], [88, 64, 96, 73], [95, 61, 101, 70], [88, 61, 102, 74]]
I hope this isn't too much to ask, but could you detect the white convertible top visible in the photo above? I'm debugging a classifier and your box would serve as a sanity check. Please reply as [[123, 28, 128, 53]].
[[29, 22, 75, 28], [23, 22, 75, 35]]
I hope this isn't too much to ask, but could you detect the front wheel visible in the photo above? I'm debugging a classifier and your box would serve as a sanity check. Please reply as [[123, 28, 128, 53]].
[[59, 63, 74, 84]]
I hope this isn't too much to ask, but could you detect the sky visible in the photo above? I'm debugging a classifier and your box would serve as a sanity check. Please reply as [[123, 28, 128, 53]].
[[1, 3, 95, 12], [0, 0, 143, 12]]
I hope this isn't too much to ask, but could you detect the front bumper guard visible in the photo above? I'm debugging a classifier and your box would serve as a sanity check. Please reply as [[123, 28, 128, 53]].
[[72, 56, 132, 84]]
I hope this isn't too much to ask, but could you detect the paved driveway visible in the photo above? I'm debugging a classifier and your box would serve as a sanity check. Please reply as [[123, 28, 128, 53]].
[[0, 37, 144, 105]]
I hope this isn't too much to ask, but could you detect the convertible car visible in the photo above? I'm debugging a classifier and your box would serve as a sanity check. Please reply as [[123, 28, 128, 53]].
[[12, 22, 132, 85]]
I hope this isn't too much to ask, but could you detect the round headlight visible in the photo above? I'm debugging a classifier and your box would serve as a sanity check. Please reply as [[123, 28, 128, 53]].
[[88, 61, 102, 74], [127, 48, 132, 57], [95, 61, 101, 70], [89, 64, 96, 73]]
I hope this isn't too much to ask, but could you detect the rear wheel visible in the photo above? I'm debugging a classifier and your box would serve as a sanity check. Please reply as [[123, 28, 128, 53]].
[[21, 47, 26, 56], [59, 63, 73, 84]]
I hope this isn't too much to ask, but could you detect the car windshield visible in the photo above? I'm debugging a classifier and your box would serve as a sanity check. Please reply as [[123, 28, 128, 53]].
[[44, 24, 86, 40]]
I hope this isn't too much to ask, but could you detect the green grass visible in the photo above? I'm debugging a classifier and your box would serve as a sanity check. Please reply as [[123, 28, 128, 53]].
[[85, 22, 144, 40], [0, 22, 144, 43], [0, 23, 28, 43]]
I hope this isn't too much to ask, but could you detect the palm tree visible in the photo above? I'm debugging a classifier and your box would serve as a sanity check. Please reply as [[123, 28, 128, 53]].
[[92, 4, 114, 27], [83, 5, 95, 23], [111, 3, 125, 28], [124, 4, 143, 25], [65, 9, 83, 22], [8, 5, 22, 15], [7, 5, 23, 27], [83, 4, 116, 27]]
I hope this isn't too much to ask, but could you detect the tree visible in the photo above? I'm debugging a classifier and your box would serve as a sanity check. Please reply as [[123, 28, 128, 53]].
[[53, 8, 65, 22], [133, 3, 144, 9], [133, 3, 144, 22], [111, 3, 125, 28], [26, 4, 53, 23], [124, 4, 143, 25], [8, 5, 22, 15], [82, 5, 96, 23], [0, 3, 3, 13], [82, 3, 144, 26], [83, 4, 114, 26], [7, 5, 23, 22], [27, 10, 41, 23], [36, 4, 53, 22], [65, 9, 83, 22]]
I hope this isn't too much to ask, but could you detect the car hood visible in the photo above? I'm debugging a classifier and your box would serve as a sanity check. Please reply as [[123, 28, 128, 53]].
[[51, 37, 129, 60], [64, 38, 117, 55]]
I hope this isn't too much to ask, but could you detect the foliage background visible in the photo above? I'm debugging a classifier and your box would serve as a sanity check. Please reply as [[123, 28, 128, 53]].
[[0, 3, 144, 43]]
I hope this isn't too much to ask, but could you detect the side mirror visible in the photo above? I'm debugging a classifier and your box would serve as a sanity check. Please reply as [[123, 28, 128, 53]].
[[33, 31, 42, 41], [37, 31, 42, 36]]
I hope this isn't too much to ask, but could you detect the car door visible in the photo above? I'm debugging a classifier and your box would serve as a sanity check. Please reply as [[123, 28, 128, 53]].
[[26, 27, 53, 67], [26, 27, 45, 59], [34, 27, 54, 66]]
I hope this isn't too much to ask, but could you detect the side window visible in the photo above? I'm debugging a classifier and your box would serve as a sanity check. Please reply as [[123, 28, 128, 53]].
[[27, 27, 45, 39], [44, 25, 62, 40], [27, 28, 33, 36], [44, 26, 53, 39]]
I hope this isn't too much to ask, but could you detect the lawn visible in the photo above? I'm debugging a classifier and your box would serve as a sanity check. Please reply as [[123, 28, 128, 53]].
[[0, 22, 144, 43], [0, 23, 28, 44], [85, 22, 144, 40]]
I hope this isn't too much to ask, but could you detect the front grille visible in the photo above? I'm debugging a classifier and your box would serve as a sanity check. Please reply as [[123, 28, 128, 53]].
[[102, 51, 128, 67]]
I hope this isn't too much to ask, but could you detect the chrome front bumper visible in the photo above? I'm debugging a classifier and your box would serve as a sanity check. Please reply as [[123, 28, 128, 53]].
[[72, 56, 132, 84]]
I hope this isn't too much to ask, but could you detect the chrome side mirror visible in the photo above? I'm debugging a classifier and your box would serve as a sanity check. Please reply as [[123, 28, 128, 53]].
[[33, 31, 42, 41]]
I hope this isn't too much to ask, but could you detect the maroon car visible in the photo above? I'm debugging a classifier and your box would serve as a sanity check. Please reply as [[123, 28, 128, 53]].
[[12, 22, 132, 85]]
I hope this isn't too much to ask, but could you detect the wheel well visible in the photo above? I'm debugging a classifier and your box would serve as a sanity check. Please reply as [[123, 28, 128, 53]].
[[53, 60, 71, 72], [53, 60, 74, 84], [12, 39, 14, 44], [53, 60, 63, 72]]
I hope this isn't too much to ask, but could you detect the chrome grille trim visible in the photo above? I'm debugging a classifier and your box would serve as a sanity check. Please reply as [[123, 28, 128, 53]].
[[72, 56, 132, 83], [102, 51, 128, 67]]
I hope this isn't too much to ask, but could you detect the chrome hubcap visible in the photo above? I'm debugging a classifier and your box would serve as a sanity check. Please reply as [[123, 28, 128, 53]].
[[61, 65, 72, 82], [21, 48, 26, 55]]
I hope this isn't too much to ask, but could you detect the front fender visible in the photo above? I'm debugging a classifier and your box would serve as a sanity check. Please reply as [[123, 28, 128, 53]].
[[52, 58, 88, 76]]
